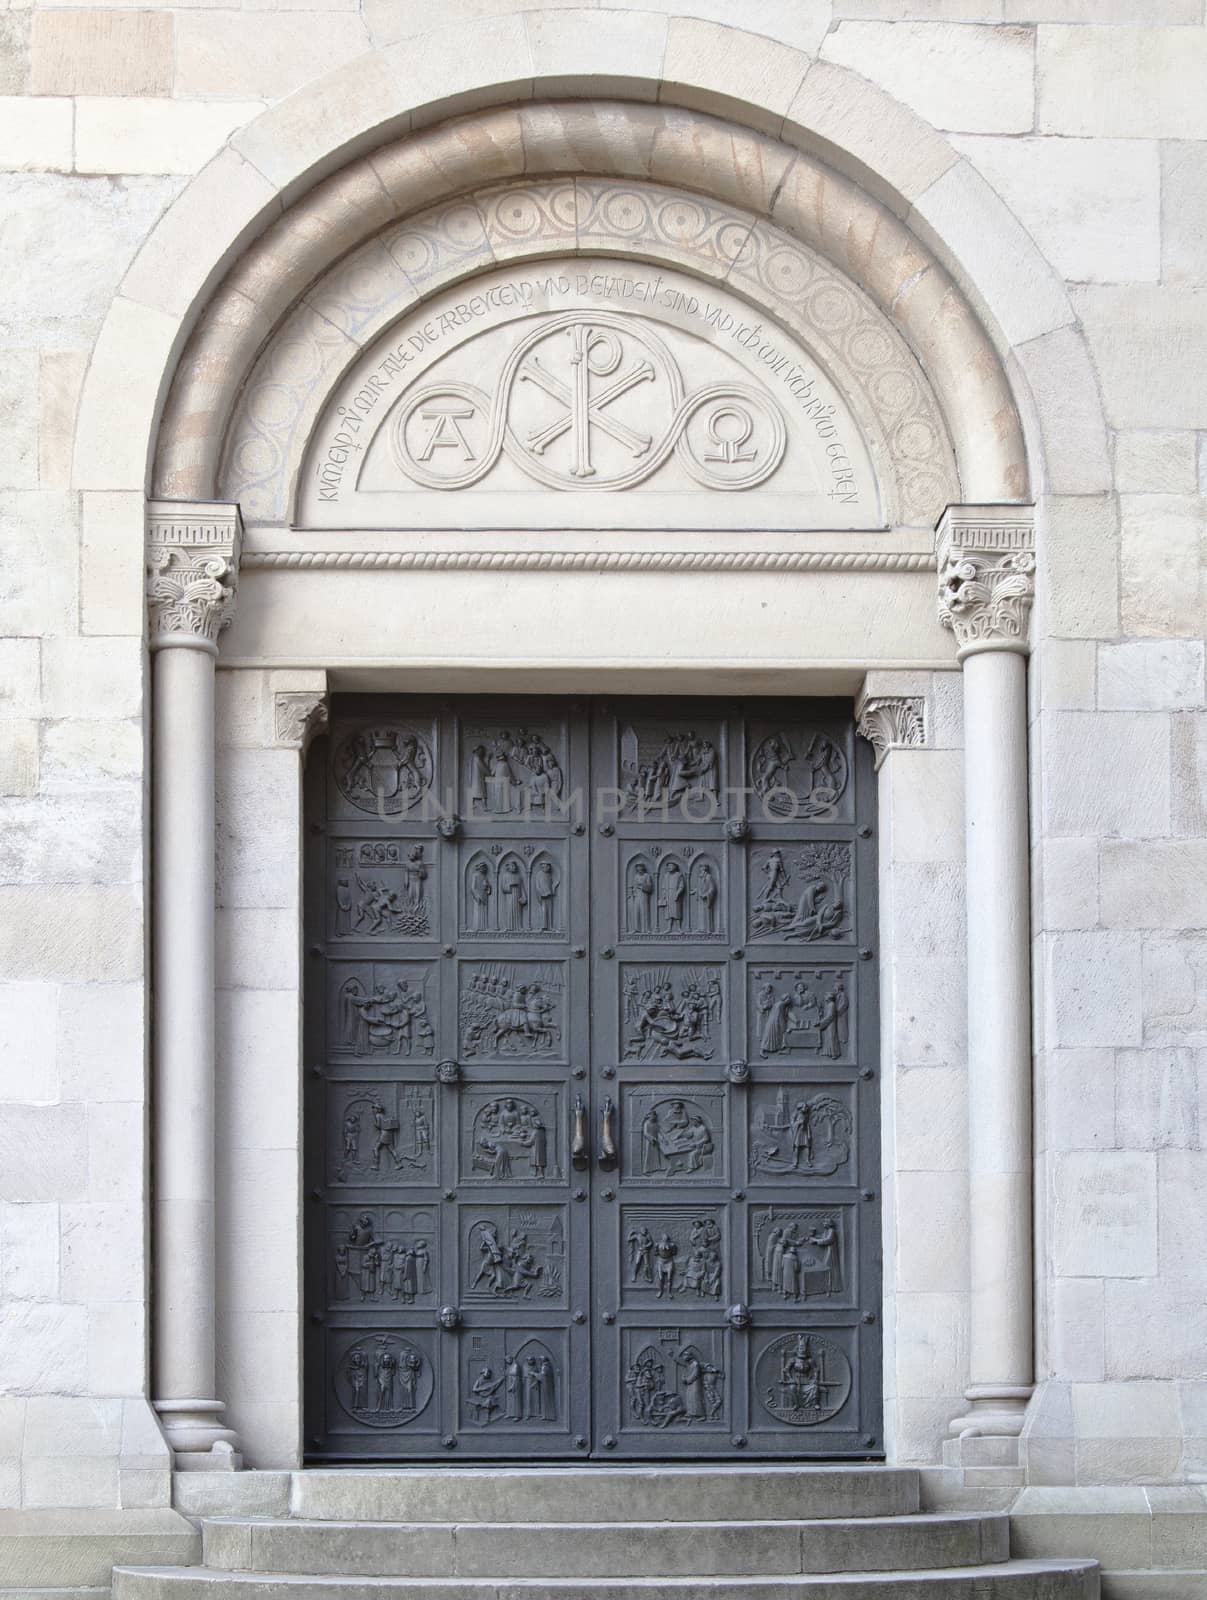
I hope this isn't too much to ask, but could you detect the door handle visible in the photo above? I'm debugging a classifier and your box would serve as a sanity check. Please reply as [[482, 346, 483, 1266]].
[[599, 1096, 618, 1171], [571, 1095, 589, 1170]]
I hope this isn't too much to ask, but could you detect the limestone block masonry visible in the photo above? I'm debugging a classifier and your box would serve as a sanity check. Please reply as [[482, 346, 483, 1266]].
[[3, 5, 1207, 1599]]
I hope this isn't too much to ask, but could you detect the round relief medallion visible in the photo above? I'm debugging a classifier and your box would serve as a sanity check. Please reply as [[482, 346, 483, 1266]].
[[755, 1332, 852, 1427], [334, 725, 434, 816], [337, 1334, 432, 1428]]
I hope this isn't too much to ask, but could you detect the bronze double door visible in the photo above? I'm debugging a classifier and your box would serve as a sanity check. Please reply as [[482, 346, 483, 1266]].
[[304, 696, 881, 1460]]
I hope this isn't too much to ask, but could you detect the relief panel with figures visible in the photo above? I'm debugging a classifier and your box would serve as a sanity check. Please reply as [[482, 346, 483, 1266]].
[[458, 960, 567, 1062], [749, 965, 854, 1062], [460, 1205, 569, 1307], [307, 697, 879, 1460], [460, 721, 569, 820], [748, 1204, 851, 1308], [748, 721, 853, 823], [458, 1086, 565, 1186], [620, 1207, 726, 1304], [622, 1085, 727, 1184], [459, 840, 566, 938], [621, 844, 724, 940], [330, 840, 436, 940], [747, 1081, 857, 1184], [620, 964, 726, 1063], [326, 1083, 436, 1187], [331, 721, 438, 817], [747, 843, 853, 944], [328, 960, 439, 1059], [461, 1329, 569, 1434], [620, 1327, 728, 1433], [328, 1204, 438, 1306]]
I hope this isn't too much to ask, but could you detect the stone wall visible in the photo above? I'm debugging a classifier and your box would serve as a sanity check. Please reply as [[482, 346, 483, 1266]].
[[2, 0, 1206, 1517]]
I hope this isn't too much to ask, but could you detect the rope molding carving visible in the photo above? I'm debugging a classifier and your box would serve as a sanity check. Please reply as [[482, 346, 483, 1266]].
[[241, 550, 937, 574]]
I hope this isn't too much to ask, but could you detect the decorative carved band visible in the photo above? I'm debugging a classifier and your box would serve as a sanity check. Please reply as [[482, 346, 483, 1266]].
[[275, 689, 329, 751], [855, 697, 927, 769], [935, 504, 1035, 657], [242, 550, 936, 575], [146, 501, 243, 652]]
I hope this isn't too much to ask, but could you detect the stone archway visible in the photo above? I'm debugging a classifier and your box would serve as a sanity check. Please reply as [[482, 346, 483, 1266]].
[[121, 45, 1080, 1471]]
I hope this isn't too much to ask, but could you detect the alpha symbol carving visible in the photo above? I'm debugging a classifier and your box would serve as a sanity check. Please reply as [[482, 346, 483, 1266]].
[[520, 323, 654, 477], [415, 403, 476, 461]]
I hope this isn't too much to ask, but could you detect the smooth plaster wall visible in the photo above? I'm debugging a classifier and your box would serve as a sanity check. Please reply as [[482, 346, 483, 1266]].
[[1, 0, 1207, 1509]]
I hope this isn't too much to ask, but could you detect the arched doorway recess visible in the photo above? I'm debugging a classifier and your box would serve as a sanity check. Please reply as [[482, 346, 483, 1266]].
[[132, 83, 1060, 1472]]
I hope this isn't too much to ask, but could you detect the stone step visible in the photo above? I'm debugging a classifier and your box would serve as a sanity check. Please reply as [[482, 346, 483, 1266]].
[[112, 1559, 1101, 1600], [286, 1468, 921, 1525], [200, 1514, 1008, 1579]]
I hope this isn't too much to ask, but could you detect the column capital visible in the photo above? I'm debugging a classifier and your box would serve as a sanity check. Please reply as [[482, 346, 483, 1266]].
[[935, 504, 1035, 659], [146, 500, 242, 654], [274, 688, 329, 751]]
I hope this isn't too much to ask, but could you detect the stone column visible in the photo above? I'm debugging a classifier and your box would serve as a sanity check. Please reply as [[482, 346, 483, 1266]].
[[146, 501, 243, 1469], [936, 504, 1037, 1444]]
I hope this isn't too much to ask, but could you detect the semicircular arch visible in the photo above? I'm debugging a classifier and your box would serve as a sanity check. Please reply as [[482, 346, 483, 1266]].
[[147, 101, 1031, 523], [215, 171, 965, 531]]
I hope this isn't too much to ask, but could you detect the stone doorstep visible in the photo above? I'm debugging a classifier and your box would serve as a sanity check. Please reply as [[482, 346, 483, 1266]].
[[1100, 1579, 1207, 1600], [196, 1511, 1010, 1578], [278, 1466, 925, 1526], [109, 1564, 1102, 1598], [0, 1510, 199, 1589]]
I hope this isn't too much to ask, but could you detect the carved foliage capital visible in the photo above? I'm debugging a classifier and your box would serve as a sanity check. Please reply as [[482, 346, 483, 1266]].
[[275, 689, 329, 751], [146, 501, 242, 650], [856, 696, 926, 770], [936, 505, 1035, 655]]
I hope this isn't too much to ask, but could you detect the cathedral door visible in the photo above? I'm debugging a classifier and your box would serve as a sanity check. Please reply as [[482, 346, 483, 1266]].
[[304, 696, 880, 1459]]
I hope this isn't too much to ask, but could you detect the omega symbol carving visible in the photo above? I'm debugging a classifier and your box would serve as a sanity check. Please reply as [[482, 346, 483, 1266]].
[[392, 313, 786, 492]]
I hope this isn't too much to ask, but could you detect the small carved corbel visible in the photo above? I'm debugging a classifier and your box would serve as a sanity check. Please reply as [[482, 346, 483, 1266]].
[[274, 690, 329, 751]]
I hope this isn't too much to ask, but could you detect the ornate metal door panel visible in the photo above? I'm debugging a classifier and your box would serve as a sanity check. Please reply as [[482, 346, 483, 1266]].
[[305, 696, 880, 1461]]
